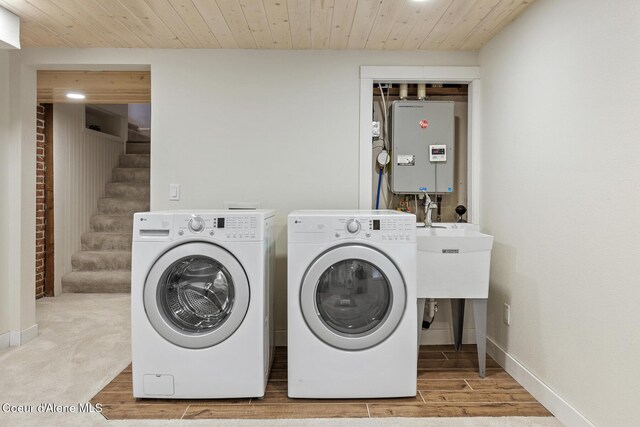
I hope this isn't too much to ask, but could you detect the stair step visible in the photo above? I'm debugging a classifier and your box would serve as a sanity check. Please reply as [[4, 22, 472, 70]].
[[119, 153, 150, 168], [105, 182, 150, 199], [90, 214, 134, 233], [82, 232, 132, 251], [97, 198, 150, 215], [127, 131, 150, 142], [62, 270, 131, 293], [72, 251, 131, 271], [127, 142, 151, 154], [112, 167, 150, 183]]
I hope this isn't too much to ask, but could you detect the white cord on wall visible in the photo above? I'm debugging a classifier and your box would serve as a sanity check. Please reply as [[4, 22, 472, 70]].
[[377, 83, 389, 151]]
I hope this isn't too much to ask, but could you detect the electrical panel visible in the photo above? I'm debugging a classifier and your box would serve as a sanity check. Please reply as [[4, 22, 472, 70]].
[[389, 100, 455, 194]]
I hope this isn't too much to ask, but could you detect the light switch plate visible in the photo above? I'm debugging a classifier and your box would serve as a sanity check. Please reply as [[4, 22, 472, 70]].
[[503, 303, 511, 325], [169, 184, 180, 201]]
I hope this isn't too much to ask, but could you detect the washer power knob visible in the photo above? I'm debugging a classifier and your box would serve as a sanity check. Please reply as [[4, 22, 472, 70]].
[[188, 215, 205, 233], [346, 219, 361, 234]]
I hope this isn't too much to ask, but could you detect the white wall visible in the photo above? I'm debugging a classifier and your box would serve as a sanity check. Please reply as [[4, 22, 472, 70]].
[[53, 104, 124, 295], [128, 104, 150, 129], [92, 104, 127, 117], [0, 6, 20, 49], [479, 1, 640, 425], [5, 54, 38, 345], [6, 48, 477, 340], [0, 50, 10, 343]]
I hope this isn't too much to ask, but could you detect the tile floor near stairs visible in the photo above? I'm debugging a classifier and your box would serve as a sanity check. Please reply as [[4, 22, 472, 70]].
[[0, 294, 562, 427]]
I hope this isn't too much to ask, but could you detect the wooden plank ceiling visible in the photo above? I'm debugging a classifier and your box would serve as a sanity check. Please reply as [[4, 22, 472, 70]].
[[37, 71, 151, 103], [0, 0, 534, 50]]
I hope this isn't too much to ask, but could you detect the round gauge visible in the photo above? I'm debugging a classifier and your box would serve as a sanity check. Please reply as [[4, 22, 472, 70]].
[[377, 150, 390, 167]]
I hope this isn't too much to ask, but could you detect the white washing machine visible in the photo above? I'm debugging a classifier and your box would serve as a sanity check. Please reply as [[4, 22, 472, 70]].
[[131, 210, 275, 399], [288, 210, 417, 398]]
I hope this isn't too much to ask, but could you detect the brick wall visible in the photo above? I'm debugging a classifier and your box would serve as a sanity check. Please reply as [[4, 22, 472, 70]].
[[36, 104, 46, 299]]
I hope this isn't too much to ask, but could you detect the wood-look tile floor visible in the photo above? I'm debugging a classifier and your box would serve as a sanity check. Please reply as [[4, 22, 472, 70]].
[[91, 345, 552, 420]]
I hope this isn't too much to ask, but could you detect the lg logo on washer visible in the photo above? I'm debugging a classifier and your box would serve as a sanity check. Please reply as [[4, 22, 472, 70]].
[[291, 218, 326, 232]]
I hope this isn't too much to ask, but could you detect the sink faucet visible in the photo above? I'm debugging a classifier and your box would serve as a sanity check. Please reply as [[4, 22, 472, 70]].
[[424, 193, 437, 227]]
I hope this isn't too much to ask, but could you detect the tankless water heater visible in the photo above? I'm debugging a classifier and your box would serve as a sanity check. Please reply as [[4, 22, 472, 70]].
[[389, 100, 455, 194]]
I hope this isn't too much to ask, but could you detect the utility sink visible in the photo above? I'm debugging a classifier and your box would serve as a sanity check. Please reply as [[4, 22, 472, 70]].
[[416, 223, 494, 298]]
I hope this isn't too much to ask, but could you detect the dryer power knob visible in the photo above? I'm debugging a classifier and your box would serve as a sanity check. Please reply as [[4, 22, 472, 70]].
[[189, 216, 205, 233], [346, 219, 361, 234]]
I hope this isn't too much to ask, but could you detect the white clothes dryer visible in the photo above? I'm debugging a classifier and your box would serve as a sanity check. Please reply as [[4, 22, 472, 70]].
[[131, 210, 275, 399], [287, 210, 417, 398]]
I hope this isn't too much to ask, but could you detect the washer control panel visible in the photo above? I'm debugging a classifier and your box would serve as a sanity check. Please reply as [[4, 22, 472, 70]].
[[175, 213, 260, 241], [289, 211, 415, 244], [365, 217, 415, 241]]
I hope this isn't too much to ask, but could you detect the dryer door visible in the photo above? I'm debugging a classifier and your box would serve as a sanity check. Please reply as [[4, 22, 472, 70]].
[[144, 242, 250, 349], [300, 244, 406, 351]]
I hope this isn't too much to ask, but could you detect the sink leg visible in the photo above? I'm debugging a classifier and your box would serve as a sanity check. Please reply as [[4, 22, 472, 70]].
[[417, 298, 426, 356], [451, 299, 465, 351], [472, 298, 488, 378]]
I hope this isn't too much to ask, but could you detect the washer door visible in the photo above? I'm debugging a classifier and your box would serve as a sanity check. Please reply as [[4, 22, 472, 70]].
[[300, 244, 406, 351], [144, 242, 250, 349]]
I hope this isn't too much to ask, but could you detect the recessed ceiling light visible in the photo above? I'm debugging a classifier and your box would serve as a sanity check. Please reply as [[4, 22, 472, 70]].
[[66, 92, 86, 100]]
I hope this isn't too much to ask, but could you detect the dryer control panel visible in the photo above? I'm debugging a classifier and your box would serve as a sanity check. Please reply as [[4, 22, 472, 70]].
[[288, 210, 416, 244]]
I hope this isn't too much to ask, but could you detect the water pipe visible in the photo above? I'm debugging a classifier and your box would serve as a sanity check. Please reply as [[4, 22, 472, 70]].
[[375, 167, 383, 209]]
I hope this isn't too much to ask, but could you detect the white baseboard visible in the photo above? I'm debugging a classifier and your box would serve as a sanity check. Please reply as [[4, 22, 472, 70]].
[[420, 327, 476, 345], [0, 331, 9, 350], [9, 323, 39, 347], [487, 338, 595, 427]]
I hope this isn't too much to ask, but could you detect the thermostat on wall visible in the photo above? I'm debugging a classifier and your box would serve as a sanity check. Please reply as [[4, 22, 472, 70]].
[[429, 145, 447, 162]]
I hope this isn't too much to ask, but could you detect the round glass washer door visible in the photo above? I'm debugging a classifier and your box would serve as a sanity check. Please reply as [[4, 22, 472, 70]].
[[144, 242, 250, 349], [300, 244, 406, 351]]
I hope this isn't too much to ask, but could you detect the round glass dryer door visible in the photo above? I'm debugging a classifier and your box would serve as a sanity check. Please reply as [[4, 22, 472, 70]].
[[300, 245, 406, 351], [144, 242, 250, 349]]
